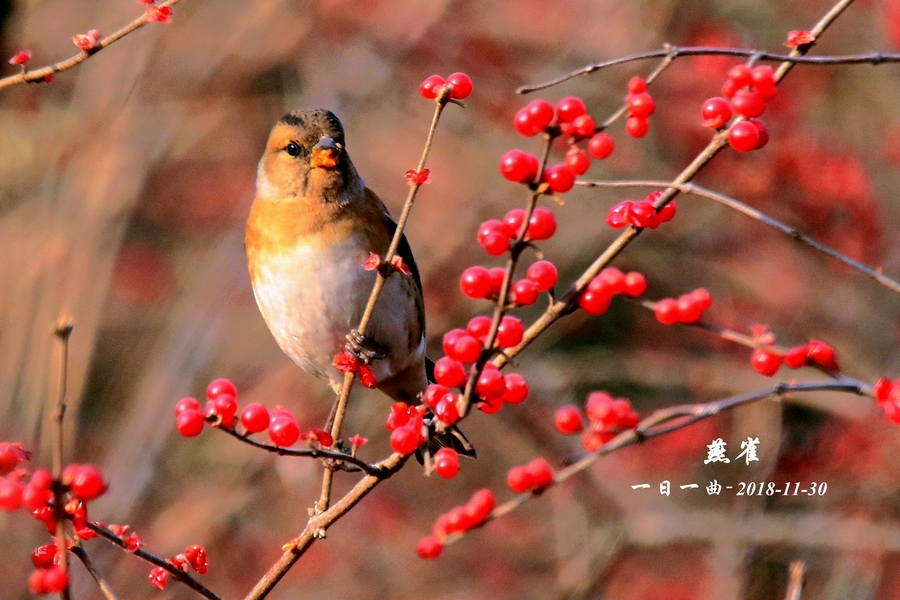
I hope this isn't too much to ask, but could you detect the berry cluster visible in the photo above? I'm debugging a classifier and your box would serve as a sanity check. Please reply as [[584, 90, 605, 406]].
[[704, 64, 776, 152], [607, 190, 677, 230], [653, 288, 713, 325], [385, 402, 426, 455], [555, 391, 640, 451], [419, 72, 473, 101], [750, 337, 839, 377], [474, 207, 557, 258], [417, 488, 496, 559], [175, 378, 334, 448], [506, 457, 554, 494], [624, 76, 655, 138], [147, 543, 209, 590], [578, 267, 647, 316]]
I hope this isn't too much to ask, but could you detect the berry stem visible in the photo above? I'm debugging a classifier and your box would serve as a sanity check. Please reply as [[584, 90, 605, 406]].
[[52, 316, 74, 599]]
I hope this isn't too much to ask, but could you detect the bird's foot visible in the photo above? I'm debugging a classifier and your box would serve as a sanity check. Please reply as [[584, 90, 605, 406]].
[[344, 330, 387, 364]]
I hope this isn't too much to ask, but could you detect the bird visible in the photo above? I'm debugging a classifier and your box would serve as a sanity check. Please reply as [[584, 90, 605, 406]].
[[245, 108, 473, 456]]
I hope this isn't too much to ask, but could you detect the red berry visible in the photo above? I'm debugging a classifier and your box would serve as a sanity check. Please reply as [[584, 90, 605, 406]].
[[0, 477, 23, 511], [542, 164, 576, 193], [460, 266, 491, 299], [728, 64, 753, 88], [721, 77, 740, 99], [526, 207, 557, 241], [148, 566, 169, 590], [64, 464, 108, 501], [571, 114, 596, 138], [526, 260, 558, 291], [751, 65, 776, 92], [268, 416, 300, 447], [728, 121, 761, 152], [506, 465, 534, 494], [627, 76, 647, 94], [486, 267, 505, 298], [434, 357, 467, 388], [386, 402, 412, 430], [185, 544, 208, 574], [588, 132, 615, 159], [625, 116, 649, 138], [424, 384, 448, 409], [502, 208, 527, 238], [622, 271, 647, 296], [676, 295, 703, 324], [554, 406, 584, 435], [688, 288, 712, 311], [731, 89, 766, 118], [31, 544, 57, 569], [240, 402, 270, 433], [555, 96, 587, 122], [480, 232, 510, 256], [749, 118, 769, 149], [446, 72, 473, 99], [442, 328, 467, 356], [598, 267, 626, 295], [0, 443, 28, 475], [451, 334, 482, 364], [206, 378, 237, 401], [654, 298, 679, 325], [434, 448, 460, 478], [390, 425, 420, 455], [176, 409, 205, 437], [435, 394, 460, 425], [783, 345, 809, 369], [42, 567, 68, 593], [885, 399, 900, 425], [807, 339, 839, 371], [465, 488, 495, 522], [416, 535, 444, 559], [526, 458, 554, 490], [496, 316, 524, 348], [476, 369, 506, 399], [750, 348, 782, 377], [579, 290, 611, 316], [420, 74, 445, 99], [510, 279, 539, 306], [627, 92, 655, 119], [478, 395, 503, 414], [514, 99, 554, 136], [499, 149, 540, 184], [700, 97, 732, 129], [501, 373, 529, 404], [564, 147, 591, 175], [174, 397, 202, 417], [467, 316, 493, 344], [874, 377, 894, 404], [211, 393, 238, 425]]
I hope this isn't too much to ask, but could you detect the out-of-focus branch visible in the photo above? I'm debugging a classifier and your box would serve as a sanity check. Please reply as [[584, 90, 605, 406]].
[[52, 317, 74, 600], [0, 0, 181, 91], [70, 546, 119, 600], [785, 560, 805, 600]]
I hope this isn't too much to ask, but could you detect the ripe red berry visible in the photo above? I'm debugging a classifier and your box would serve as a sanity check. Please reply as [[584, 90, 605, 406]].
[[728, 121, 761, 152], [701, 97, 732, 128], [579, 290, 611, 316], [874, 378, 894, 404], [527, 207, 557, 240], [420, 74, 446, 99], [499, 149, 540, 184], [731, 89, 765, 118], [0, 477, 23, 511], [390, 425, 420, 455], [211, 393, 238, 425], [751, 65, 776, 92], [571, 114, 596, 138], [496, 316, 524, 348], [442, 328, 466, 356], [542, 164, 576, 193], [385, 402, 412, 430], [627, 76, 647, 94], [721, 77, 740, 99], [501, 373, 529, 404], [514, 99, 555, 136], [174, 397, 202, 417], [627, 92, 655, 119], [625, 116, 649, 138], [750, 348, 782, 377], [622, 271, 647, 297], [452, 334, 483, 364], [502, 208, 527, 238], [676, 295, 703, 324], [510, 279, 539, 306], [0, 443, 29, 475], [416, 535, 444, 559], [445, 72, 473, 99], [240, 403, 270, 433], [783, 345, 809, 369], [555, 406, 584, 435], [465, 488, 495, 522], [268, 416, 300, 447], [564, 147, 591, 175], [654, 298, 679, 325], [176, 409, 205, 437], [434, 357, 467, 388], [460, 266, 491, 299], [748, 118, 769, 149], [728, 64, 753, 88], [598, 267, 626, 295], [479, 231, 510, 256], [506, 465, 534, 494], [435, 394, 460, 424], [526, 260, 558, 291], [486, 267, 505, 298], [434, 448, 460, 479], [206, 378, 237, 401], [588, 132, 615, 159], [526, 458, 554, 490], [688, 288, 712, 311], [476, 369, 506, 399], [64, 464, 108, 501], [42, 567, 68, 593], [555, 96, 587, 122], [884, 399, 900, 425], [807, 339, 838, 371], [467, 316, 493, 344], [31, 544, 57, 569]]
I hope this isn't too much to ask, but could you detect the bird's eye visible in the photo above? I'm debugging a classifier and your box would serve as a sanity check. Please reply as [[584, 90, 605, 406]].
[[285, 142, 301, 157]]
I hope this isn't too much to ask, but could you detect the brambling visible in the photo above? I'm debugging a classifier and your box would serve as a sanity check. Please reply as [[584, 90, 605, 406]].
[[246, 109, 473, 455]]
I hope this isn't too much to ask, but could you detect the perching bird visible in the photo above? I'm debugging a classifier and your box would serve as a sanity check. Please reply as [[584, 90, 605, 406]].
[[245, 108, 472, 455]]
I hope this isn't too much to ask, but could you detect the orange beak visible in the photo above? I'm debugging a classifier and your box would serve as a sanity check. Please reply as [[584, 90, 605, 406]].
[[309, 137, 341, 169]]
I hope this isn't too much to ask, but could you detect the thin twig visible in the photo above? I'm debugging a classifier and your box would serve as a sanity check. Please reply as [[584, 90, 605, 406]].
[[86, 523, 222, 600], [52, 317, 74, 600], [70, 545, 119, 600], [785, 560, 806, 600], [577, 179, 900, 294], [0, 0, 181, 90]]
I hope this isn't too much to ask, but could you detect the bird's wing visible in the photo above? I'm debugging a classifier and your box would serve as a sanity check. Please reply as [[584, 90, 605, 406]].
[[372, 194, 424, 297]]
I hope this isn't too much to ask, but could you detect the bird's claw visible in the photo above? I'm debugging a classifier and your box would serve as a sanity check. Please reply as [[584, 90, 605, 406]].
[[345, 330, 386, 364]]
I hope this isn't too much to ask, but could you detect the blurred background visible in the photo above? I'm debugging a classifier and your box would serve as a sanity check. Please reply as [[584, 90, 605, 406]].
[[2, 0, 900, 598]]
